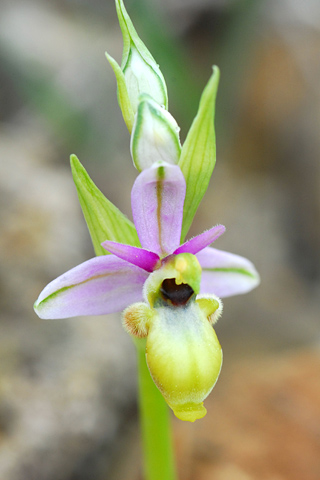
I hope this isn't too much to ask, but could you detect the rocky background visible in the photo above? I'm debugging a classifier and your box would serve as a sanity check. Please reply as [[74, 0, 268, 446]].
[[0, 0, 319, 479]]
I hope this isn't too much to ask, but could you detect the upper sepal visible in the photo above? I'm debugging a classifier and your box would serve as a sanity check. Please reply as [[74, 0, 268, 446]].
[[131, 162, 186, 256]]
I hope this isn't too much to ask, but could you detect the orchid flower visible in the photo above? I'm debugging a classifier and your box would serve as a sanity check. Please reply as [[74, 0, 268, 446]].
[[34, 160, 259, 421], [34, 0, 260, 427]]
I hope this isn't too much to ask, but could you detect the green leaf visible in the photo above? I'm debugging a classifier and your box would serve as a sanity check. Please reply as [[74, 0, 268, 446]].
[[179, 66, 220, 241], [105, 52, 134, 132], [71, 155, 140, 256]]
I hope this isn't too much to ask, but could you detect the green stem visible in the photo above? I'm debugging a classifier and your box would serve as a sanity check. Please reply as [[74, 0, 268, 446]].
[[135, 338, 177, 480]]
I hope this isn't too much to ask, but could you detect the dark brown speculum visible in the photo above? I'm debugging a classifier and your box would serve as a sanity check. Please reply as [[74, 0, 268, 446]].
[[160, 278, 194, 306]]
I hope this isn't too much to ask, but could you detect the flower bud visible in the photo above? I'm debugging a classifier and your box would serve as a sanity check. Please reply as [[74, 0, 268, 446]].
[[106, 0, 168, 132], [130, 94, 181, 171]]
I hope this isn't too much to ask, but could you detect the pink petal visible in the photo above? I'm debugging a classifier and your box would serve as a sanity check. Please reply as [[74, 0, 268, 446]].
[[102, 240, 159, 272], [34, 256, 148, 319], [197, 247, 260, 298], [131, 162, 186, 256], [173, 225, 225, 255]]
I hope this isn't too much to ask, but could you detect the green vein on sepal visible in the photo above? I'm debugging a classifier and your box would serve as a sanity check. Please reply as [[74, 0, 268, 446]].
[[34, 271, 112, 312], [179, 66, 220, 241], [34, 286, 70, 312], [203, 267, 257, 278], [71, 155, 140, 256]]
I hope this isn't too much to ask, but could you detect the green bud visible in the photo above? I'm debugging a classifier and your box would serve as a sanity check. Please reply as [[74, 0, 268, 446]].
[[131, 94, 181, 171], [106, 0, 168, 132]]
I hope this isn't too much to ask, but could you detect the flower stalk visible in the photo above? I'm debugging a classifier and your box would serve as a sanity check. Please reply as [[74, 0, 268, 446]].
[[135, 338, 177, 480]]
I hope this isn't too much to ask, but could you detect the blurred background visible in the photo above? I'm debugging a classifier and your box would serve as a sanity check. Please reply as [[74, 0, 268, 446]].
[[0, 0, 319, 479]]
